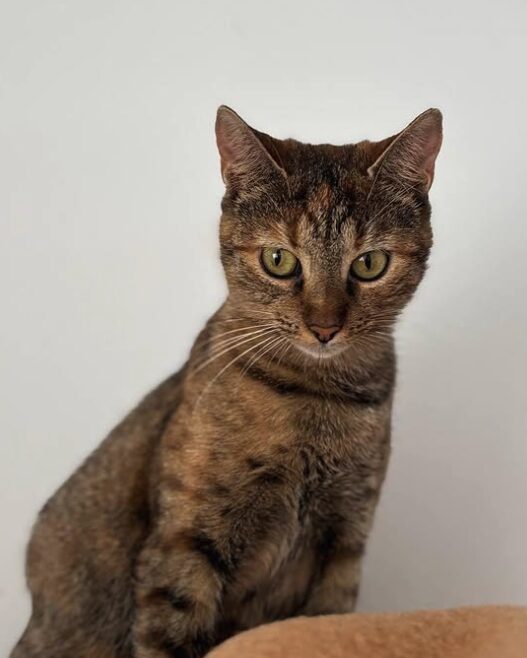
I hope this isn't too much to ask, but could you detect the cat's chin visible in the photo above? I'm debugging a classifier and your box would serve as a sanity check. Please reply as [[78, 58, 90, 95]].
[[293, 341, 349, 361]]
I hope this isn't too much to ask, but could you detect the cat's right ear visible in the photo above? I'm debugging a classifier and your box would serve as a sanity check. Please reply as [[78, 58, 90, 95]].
[[215, 106, 288, 197]]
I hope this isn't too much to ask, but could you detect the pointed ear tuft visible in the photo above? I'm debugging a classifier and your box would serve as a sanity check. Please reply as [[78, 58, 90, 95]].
[[215, 106, 287, 195], [368, 109, 443, 192], [215, 105, 247, 182]]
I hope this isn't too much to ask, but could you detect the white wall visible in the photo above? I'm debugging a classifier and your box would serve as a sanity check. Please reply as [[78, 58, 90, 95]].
[[1, 0, 526, 652]]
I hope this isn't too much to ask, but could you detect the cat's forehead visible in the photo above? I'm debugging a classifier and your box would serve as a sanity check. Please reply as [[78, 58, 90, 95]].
[[282, 173, 370, 252], [297, 182, 356, 240], [232, 147, 415, 254]]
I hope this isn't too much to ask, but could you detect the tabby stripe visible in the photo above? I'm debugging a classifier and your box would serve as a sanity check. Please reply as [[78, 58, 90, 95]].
[[151, 587, 194, 611], [240, 362, 392, 405], [190, 532, 235, 580]]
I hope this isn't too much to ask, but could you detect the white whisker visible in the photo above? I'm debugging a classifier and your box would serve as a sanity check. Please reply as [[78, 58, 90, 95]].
[[194, 323, 277, 351], [192, 327, 276, 374], [239, 334, 284, 380], [192, 334, 277, 412]]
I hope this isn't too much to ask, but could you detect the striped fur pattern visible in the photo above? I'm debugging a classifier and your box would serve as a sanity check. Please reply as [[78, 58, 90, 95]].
[[12, 106, 442, 658]]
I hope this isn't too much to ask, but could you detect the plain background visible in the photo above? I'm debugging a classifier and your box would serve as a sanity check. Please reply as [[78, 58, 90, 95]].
[[1, 0, 526, 652]]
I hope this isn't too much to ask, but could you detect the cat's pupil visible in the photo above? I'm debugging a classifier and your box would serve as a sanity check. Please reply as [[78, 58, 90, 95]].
[[364, 253, 372, 270], [273, 250, 282, 266]]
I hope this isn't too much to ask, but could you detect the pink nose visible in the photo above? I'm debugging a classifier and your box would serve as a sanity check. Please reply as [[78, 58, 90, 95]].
[[309, 324, 342, 344]]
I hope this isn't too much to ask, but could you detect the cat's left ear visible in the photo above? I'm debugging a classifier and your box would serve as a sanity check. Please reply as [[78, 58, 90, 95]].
[[367, 108, 443, 192]]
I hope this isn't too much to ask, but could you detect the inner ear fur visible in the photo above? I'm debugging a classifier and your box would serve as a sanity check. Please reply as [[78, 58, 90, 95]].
[[366, 109, 443, 192], [215, 105, 288, 194]]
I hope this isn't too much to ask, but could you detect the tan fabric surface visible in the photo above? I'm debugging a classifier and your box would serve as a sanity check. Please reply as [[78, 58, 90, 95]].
[[207, 606, 527, 658]]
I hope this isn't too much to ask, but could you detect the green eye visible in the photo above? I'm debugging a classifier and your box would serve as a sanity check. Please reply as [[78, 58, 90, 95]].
[[261, 247, 300, 278], [350, 250, 389, 281]]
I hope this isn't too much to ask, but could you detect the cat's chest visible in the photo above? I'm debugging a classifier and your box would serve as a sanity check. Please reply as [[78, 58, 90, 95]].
[[222, 404, 388, 627], [289, 400, 372, 478], [227, 456, 364, 628], [254, 397, 383, 508]]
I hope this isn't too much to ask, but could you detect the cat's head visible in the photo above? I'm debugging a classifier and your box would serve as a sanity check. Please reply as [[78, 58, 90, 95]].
[[215, 106, 442, 362]]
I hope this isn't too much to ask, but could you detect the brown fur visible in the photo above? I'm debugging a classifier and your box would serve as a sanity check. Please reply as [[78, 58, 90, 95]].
[[12, 106, 442, 658], [206, 606, 527, 658]]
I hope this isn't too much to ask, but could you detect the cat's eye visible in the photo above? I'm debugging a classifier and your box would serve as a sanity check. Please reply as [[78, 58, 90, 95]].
[[350, 250, 389, 281], [261, 247, 300, 279]]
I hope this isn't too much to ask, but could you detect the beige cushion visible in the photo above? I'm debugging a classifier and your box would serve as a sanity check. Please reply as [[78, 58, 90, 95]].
[[207, 606, 527, 658]]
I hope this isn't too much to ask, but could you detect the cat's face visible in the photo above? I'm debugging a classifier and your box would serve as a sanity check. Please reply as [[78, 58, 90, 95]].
[[216, 107, 442, 362]]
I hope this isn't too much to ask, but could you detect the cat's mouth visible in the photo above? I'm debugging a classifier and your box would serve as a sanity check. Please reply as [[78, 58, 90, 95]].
[[292, 341, 349, 360]]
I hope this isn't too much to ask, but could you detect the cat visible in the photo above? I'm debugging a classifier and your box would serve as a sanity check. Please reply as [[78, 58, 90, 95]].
[[12, 105, 442, 658], [206, 606, 527, 658]]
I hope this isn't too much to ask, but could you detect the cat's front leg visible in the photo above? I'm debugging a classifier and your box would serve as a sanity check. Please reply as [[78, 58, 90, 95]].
[[301, 486, 381, 617], [131, 479, 286, 658], [132, 531, 227, 658], [301, 545, 364, 616]]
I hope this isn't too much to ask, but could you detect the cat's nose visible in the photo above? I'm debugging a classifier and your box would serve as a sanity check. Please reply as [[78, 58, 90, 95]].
[[309, 324, 342, 344]]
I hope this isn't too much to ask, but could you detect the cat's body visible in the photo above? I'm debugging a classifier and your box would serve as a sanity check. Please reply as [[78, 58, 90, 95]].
[[12, 107, 442, 658]]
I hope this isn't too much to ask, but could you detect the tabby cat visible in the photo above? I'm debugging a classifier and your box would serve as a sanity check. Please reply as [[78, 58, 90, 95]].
[[12, 105, 442, 658]]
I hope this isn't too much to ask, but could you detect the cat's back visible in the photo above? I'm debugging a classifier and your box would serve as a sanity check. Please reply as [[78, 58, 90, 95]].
[[15, 369, 185, 658]]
